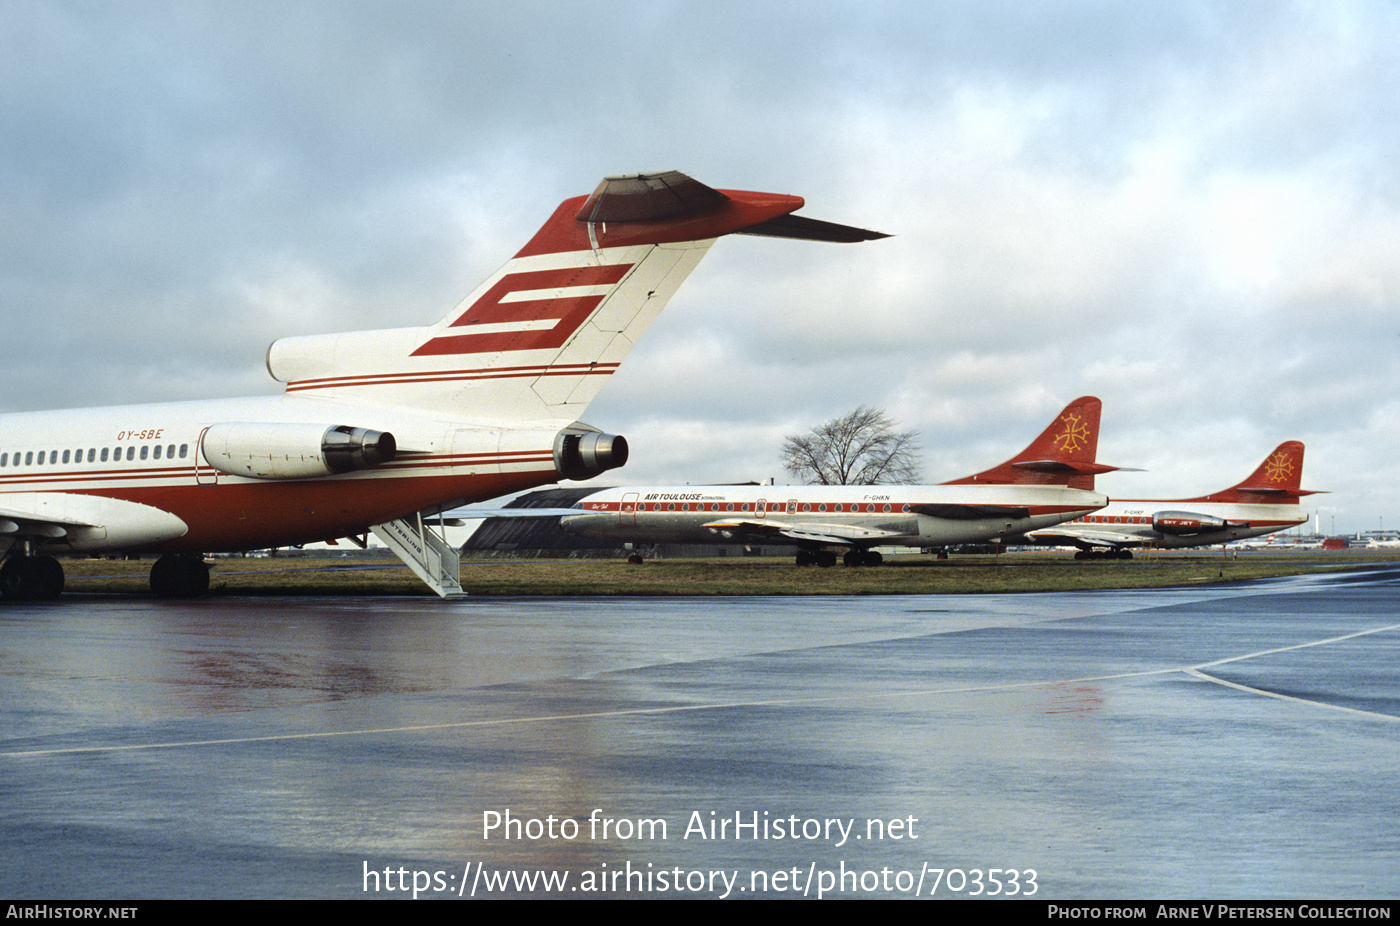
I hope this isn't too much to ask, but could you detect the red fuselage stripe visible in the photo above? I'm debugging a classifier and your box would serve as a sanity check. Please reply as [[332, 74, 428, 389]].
[[285, 363, 621, 393], [581, 501, 1086, 516]]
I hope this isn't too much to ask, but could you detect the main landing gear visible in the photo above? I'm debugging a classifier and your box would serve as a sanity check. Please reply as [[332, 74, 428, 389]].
[[0, 555, 65, 601], [794, 549, 884, 567], [0, 552, 211, 601], [1074, 549, 1134, 561], [149, 554, 211, 598]]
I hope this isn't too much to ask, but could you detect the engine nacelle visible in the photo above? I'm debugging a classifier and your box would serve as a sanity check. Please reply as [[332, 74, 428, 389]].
[[201, 423, 397, 480], [553, 428, 628, 480], [1152, 510, 1230, 535]]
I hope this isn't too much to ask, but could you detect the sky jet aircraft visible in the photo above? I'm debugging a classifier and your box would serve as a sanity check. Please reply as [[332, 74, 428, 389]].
[[560, 397, 1115, 566], [1022, 441, 1319, 558], [0, 172, 886, 600]]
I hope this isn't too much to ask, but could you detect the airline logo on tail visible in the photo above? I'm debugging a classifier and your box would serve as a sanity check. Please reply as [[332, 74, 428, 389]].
[[1052, 411, 1092, 455], [412, 263, 634, 357], [1263, 448, 1296, 484]]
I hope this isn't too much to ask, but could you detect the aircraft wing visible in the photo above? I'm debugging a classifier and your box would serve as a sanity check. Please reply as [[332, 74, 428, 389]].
[[0, 493, 189, 548], [1028, 527, 1144, 549], [0, 503, 98, 538], [910, 503, 1031, 520], [702, 518, 904, 547], [453, 508, 583, 519]]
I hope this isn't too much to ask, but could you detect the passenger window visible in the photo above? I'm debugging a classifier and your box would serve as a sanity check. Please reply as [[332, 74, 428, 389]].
[[140, 446, 148, 460], [25, 452, 32, 465], [87, 449, 95, 462], [179, 444, 188, 458], [126, 446, 134, 461], [153, 445, 162, 459], [100, 448, 108, 462], [37, 451, 45, 465], [167, 444, 176, 458], [62, 450, 70, 464]]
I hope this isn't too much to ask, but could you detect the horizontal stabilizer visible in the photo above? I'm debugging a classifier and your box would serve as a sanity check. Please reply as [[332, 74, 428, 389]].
[[576, 172, 728, 223], [735, 214, 891, 243], [1233, 486, 1324, 498], [577, 172, 890, 242], [1010, 460, 1122, 477]]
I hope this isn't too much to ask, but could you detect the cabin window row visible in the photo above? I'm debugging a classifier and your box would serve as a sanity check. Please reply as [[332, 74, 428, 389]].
[[637, 501, 909, 513], [1073, 516, 1148, 524], [0, 444, 190, 468]]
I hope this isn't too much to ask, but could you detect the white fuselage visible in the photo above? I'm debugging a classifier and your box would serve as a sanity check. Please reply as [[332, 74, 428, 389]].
[[0, 393, 567, 555], [1045, 498, 1309, 549], [561, 484, 1107, 548]]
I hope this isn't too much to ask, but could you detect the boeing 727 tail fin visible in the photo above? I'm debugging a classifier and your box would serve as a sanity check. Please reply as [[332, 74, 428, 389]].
[[266, 171, 887, 422]]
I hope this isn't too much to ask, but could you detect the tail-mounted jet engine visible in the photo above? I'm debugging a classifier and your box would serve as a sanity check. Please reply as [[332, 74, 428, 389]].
[[201, 423, 397, 479], [554, 428, 628, 480], [1152, 511, 1232, 535]]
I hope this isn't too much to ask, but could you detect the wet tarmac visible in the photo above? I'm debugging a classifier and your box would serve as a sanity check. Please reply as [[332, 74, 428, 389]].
[[2, 568, 1398, 899]]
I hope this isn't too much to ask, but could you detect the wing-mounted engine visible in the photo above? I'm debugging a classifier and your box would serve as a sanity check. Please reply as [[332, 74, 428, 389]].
[[553, 425, 628, 480], [1152, 510, 1235, 535], [201, 423, 397, 479]]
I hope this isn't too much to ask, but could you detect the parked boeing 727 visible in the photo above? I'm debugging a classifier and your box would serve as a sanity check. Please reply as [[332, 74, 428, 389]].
[[560, 397, 1115, 566], [1023, 441, 1319, 558], [0, 171, 886, 599]]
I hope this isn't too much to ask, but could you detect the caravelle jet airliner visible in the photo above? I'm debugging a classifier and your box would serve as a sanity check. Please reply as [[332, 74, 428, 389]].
[[559, 397, 1117, 566], [0, 171, 886, 600], [1022, 441, 1319, 558]]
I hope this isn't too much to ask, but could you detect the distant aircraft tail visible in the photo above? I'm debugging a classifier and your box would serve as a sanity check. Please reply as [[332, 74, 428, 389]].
[[942, 396, 1118, 489], [266, 171, 886, 421], [1181, 441, 1319, 504]]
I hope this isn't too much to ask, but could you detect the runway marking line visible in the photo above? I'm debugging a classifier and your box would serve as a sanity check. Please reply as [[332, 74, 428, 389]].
[[1183, 622, 1400, 722], [4, 623, 1396, 758]]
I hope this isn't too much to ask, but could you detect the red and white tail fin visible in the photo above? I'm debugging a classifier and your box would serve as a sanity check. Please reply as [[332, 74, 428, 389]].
[[266, 171, 885, 421], [943, 396, 1118, 489], [1182, 441, 1319, 503]]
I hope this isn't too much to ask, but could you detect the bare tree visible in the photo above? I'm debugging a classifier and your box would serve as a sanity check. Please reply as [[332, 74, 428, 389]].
[[781, 406, 922, 485]]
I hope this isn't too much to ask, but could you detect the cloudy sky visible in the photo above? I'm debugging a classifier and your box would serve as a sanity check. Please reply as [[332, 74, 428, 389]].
[[4, 1, 1397, 535]]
